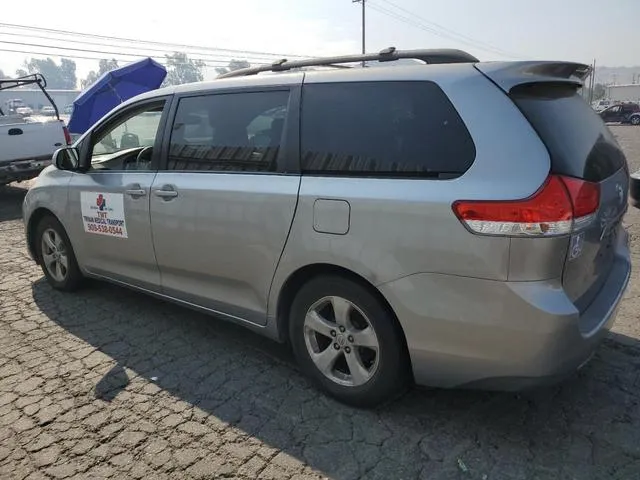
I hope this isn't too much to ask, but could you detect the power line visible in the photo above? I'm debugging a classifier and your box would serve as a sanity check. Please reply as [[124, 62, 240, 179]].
[[367, 0, 522, 59], [377, 0, 521, 58], [0, 47, 261, 69], [0, 30, 300, 62], [0, 39, 274, 66], [0, 23, 309, 60]]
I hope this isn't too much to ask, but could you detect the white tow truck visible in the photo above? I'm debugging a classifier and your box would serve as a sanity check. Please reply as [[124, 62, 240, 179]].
[[0, 74, 71, 186]]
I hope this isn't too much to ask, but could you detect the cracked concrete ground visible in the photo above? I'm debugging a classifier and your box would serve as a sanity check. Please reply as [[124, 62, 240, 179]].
[[1, 125, 640, 480]]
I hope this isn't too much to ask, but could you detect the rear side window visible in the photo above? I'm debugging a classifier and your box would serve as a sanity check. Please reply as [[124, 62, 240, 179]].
[[511, 83, 627, 182], [300, 81, 475, 178], [168, 90, 289, 173]]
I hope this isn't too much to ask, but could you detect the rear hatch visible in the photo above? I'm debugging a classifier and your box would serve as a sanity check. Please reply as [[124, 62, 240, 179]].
[[477, 62, 629, 312], [509, 83, 628, 311]]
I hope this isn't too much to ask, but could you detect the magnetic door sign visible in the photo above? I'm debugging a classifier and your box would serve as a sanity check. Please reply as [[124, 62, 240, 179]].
[[80, 192, 128, 238]]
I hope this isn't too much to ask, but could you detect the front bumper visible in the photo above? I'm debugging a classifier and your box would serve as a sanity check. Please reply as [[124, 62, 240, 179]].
[[379, 229, 631, 390]]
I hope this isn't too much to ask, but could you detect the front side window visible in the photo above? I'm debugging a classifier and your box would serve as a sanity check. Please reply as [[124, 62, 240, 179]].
[[90, 102, 165, 170], [300, 81, 475, 178], [168, 91, 290, 172]]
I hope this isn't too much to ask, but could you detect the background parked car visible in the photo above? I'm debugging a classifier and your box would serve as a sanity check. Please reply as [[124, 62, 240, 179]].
[[600, 102, 640, 125], [15, 106, 33, 117], [592, 99, 612, 112], [40, 106, 56, 116], [4, 98, 27, 114], [0, 74, 70, 186]]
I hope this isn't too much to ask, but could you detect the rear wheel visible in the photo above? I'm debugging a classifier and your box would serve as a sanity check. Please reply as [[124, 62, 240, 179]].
[[289, 275, 409, 407], [631, 116, 640, 126], [35, 216, 83, 291]]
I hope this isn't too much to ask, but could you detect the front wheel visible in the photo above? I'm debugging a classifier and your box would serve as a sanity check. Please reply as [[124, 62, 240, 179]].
[[35, 216, 83, 291], [631, 116, 640, 126], [289, 276, 409, 407]]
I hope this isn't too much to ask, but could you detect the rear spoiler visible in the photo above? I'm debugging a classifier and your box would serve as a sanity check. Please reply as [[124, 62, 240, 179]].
[[475, 61, 592, 93]]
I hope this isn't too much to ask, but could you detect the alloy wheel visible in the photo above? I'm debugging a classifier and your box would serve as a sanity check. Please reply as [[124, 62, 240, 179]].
[[303, 296, 380, 387], [41, 228, 69, 282]]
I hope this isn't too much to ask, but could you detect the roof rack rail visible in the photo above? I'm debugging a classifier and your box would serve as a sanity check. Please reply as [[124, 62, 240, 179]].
[[217, 47, 479, 79]]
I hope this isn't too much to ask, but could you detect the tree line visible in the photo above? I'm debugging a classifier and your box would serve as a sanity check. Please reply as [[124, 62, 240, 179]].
[[0, 53, 251, 89]]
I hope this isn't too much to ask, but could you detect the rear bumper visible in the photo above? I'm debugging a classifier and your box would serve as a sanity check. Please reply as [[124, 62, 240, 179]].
[[0, 157, 51, 184], [379, 229, 631, 390]]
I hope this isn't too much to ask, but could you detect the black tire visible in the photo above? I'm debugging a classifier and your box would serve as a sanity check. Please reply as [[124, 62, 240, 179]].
[[631, 116, 640, 126], [289, 275, 409, 407], [35, 215, 83, 291]]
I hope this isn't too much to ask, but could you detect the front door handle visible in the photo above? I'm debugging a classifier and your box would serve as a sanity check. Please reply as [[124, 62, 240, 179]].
[[125, 184, 146, 197]]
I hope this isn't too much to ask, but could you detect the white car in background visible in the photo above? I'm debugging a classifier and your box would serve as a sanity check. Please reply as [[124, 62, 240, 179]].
[[16, 106, 33, 117], [41, 106, 56, 116], [592, 99, 612, 112]]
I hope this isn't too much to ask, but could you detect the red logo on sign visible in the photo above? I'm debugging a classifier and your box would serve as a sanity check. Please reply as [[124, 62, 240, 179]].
[[96, 194, 106, 211]]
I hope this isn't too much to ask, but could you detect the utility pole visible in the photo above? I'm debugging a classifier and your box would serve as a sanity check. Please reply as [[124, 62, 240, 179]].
[[353, 0, 366, 67], [589, 58, 596, 105]]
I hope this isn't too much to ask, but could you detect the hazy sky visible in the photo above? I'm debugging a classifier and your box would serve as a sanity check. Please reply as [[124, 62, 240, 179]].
[[1, 0, 637, 81]]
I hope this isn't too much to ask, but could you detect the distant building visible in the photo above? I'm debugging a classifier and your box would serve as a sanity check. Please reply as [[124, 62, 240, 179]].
[[607, 84, 640, 103], [0, 89, 80, 112]]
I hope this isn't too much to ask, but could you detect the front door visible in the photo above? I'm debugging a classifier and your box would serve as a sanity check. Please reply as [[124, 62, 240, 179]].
[[150, 85, 301, 324], [601, 105, 622, 123], [67, 98, 169, 290]]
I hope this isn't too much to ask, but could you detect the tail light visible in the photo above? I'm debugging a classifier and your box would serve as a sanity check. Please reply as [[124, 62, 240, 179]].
[[62, 124, 72, 145], [452, 175, 600, 236]]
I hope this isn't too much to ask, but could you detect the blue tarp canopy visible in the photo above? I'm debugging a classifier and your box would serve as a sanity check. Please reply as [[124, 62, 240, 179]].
[[67, 57, 166, 134]]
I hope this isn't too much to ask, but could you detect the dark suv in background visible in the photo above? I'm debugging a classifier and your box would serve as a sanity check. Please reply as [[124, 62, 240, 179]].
[[600, 103, 640, 125]]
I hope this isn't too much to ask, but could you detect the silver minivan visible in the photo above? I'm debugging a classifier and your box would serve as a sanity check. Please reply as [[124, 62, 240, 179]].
[[23, 49, 632, 407]]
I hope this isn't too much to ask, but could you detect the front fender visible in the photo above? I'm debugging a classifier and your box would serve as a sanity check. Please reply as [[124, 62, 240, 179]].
[[23, 168, 73, 261]]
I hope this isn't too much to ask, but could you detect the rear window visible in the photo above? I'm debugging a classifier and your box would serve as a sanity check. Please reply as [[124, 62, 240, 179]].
[[511, 83, 627, 182], [300, 81, 475, 178]]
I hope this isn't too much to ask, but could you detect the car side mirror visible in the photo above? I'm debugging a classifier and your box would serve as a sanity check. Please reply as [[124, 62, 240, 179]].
[[52, 146, 80, 171]]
